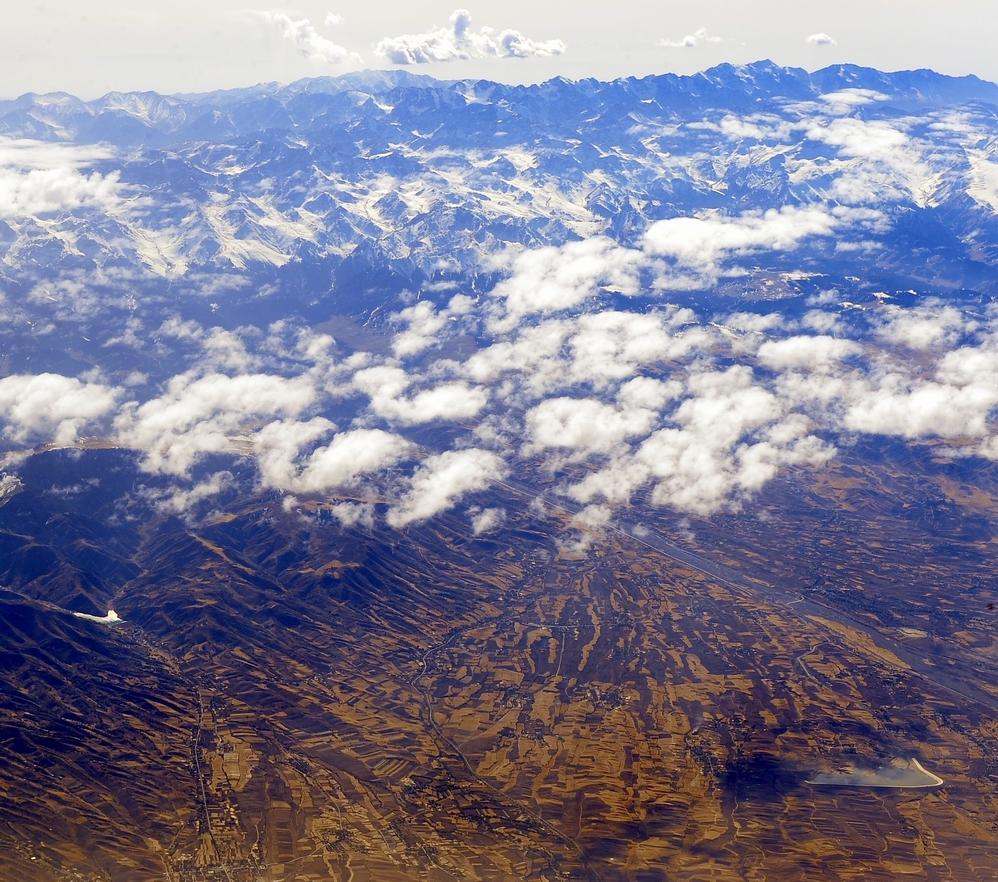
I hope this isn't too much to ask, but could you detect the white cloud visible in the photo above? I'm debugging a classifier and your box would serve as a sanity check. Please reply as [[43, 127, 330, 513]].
[[391, 300, 448, 358], [387, 448, 507, 527], [391, 293, 474, 358], [466, 308, 706, 401], [838, 330, 998, 445], [0, 373, 118, 444], [757, 335, 862, 372], [488, 237, 643, 329], [0, 167, 122, 217], [147, 471, 234, 516], [525, 396, 659, 458], [643, 206, 846, 281], [566, 504, 613, 551], [806, 32, 837, 47], [470, 506, 505, 534], [705, 113, 795, 142], [801, 309, 843, 334], [375, 8, 565, 65], [260, 424, 414, 494], [298, 429, 413, 493], [773, 322, 998, 453], [353, 366, 488, 425], [616, 376, 682, 411], [0, 139, 116, 170], [254, 10, 360, 65], [874, 301, 974, 351], [659, 26, 723, 49], [329, 501, 376, 528], [568, 310, 699, 387], [844, 377, 998, 440], [115, 372, 317, 476], [720, 312, 784, 334], [803, 118, 937, 206], [807, 118, 907, 160], [157, 319, 260, 372], [253, 416, 336, 489], [566, 366, 834, 517], [673, 367, 782, 446], [0, 138, 123, 218], [465, 318, 575, 393], [820, 88, 887, 111]]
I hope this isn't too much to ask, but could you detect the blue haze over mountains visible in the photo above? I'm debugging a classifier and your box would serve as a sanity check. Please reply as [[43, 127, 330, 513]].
[[1, 59, 997, 532], [3, 60, 998, 299], [5, 57, 998, 882]]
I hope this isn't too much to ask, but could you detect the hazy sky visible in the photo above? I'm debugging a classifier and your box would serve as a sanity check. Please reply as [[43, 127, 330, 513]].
[[3, 1, 996, 98]]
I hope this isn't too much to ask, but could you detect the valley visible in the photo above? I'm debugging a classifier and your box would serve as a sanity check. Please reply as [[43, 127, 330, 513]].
[[0, 447, 994, 881]]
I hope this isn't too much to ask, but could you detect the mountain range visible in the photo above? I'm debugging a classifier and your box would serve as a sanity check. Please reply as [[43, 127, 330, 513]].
[[2, 59, 998, 882], [3, 61, 998, 287]]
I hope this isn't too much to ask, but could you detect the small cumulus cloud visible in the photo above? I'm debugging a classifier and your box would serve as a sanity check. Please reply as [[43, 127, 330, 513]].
[[643, 206, 858, 282], [145, 471, 235, 517], [114, 371, 318, 476], [659, 26, 723, 49], [483, 206, 885, 333], [255, 422, 413, 494], [352, 366, 488, 425], [757, 335, 862, 372], [470, 506, 505, 535], [820, 89, 887, 110], [524, 397, 658, 458], [874, 300, 975, 351], [253, 10, 361, 65], [390, 294, 475, 358], [0, 138, 124, 218], [0, 373, 119, 444], [387, 448, 507, 527], [328, 501, 376, 529], [487, 237, 643, 330], [375, 8, 566, 65], [806, 32, 837, 47]]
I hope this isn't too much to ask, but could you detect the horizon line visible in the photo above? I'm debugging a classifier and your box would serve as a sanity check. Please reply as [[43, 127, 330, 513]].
[[4, 58, 997, 105]]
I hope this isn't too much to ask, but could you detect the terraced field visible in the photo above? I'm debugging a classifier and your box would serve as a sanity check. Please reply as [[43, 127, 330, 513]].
[[0, 445, 995, 882]]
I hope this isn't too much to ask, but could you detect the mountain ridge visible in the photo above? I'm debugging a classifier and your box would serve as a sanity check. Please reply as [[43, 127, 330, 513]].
[[4, 60, 998, 146], [7, 59, 998, 104], [2, 59, 997, 287]]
